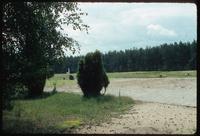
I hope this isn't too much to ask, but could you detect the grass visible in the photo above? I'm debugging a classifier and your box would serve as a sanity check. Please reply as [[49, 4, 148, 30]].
[[45, 74, 76, 88], [3, 92, 133, 133], [107, 70, 196, 78]]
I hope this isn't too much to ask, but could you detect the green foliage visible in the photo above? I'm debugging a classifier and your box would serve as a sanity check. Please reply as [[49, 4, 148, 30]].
[[2, 83, 28, 110], [77, 50, 110, 97], [3, 92, 133, 133], [26, 75, 46, 97], [12, 84, 29, 99], [2, 86, 15, 110], [53, 56, 81, 73], [2, 2, 89, 108], [69, 75, 74, 80]]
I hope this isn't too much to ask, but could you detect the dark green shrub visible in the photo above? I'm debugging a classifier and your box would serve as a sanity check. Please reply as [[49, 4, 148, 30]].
[[69, 75, 74, 80], [12, 84, 29, 99], [25, 77, 46, 97], [2, 83, 28, 109], [77, 50, 109, 97], [2, 85, 15, 110], [46, 67, 54, 79], [23, 68, 47, 97]]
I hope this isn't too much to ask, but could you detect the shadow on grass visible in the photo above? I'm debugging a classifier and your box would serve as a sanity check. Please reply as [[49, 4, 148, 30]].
[[25, 91, 57, 100], [2, 118, 42, 134], [2, 118, 64, 134], [13, 90, 58, 101], [81, 94, 115, 103]]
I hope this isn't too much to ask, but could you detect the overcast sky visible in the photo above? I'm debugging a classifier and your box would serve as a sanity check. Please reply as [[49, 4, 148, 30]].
[[62, 3, 197, 56]]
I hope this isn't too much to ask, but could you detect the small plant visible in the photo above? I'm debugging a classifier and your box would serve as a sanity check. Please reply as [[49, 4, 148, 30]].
[[52, 82, 57, 93], [118, 90, 121, 105], [77, 50, 109, 97]]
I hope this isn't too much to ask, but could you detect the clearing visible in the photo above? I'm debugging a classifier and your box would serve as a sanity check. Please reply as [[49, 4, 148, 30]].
[[44, 72, 196, 134]]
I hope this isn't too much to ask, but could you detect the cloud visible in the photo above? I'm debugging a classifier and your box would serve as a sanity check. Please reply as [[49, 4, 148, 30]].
[[147, 24, 177, 37], [62, 3, 196, 56]]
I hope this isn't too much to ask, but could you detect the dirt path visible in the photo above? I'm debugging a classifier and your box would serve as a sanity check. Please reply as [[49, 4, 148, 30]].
[[74, 101, 196, 134]]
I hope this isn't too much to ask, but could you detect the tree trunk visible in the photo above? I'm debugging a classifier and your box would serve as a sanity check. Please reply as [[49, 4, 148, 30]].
[[27, 76, 46, 97]]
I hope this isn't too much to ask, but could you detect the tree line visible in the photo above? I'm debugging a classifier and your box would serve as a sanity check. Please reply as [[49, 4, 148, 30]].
[[53, 40, 197, 73]]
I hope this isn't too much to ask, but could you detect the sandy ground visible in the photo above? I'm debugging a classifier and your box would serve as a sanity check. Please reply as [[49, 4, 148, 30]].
[[45, 78, 196, 106], [105, 78, 196, 107], [44, 78, 197, 134], [74, 101, 196, 134]]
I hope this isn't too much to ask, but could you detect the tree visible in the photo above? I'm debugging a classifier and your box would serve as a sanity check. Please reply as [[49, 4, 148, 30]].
[[56, 40, 197, 73], [2, 2, 89, 108], [77, 50, 109, 97]]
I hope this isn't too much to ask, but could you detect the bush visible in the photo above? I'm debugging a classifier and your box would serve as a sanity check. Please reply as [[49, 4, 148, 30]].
[[2, 85, 15, 110], [23, 68, 47, 97], [69, 75, 74, 80], [26, 76, 46, 97], [12, 84, 29, 99], [2, 82, 28, 110], [77, 50, 109, 97]]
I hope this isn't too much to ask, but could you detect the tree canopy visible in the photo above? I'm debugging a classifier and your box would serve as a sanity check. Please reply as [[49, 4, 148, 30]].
[[2, 2, 89, 108]]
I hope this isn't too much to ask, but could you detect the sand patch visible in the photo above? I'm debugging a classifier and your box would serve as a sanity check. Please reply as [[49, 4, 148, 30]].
[[45, 78, 196, 106], [74, 102, 196, 134]]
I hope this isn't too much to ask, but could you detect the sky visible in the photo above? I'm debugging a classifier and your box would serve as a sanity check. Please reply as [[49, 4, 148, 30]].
[[61, 3, 197, 56]]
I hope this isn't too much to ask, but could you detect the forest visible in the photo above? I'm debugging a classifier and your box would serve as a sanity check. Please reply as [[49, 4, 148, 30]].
[[53, 40, 197, 73]]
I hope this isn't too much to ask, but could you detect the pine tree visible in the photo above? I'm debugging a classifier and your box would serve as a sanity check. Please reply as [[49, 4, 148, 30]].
[[77, 50, 109, 97]]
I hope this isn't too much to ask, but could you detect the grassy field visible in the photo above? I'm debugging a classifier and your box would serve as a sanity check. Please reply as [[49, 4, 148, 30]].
[[3, 92, 133, 133], [45, 70, 196, 88], [45, 74, 75, 88], [107, 70, 196, 78]]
